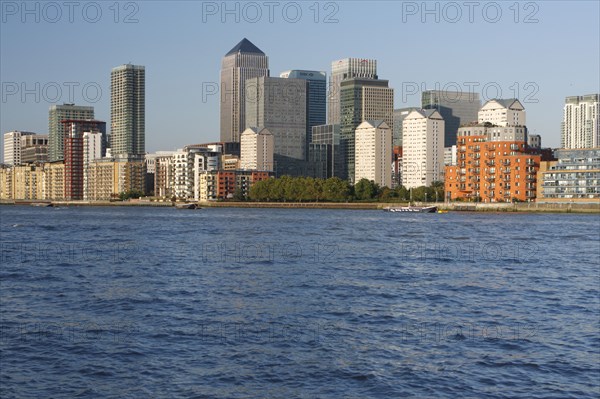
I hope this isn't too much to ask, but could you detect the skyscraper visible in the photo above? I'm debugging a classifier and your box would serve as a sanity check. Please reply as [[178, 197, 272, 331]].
[[49, 104, 94, 162], [422, 90, 480, 147], [245, 76, 307, 175], [328, 58, 377, 125], [561, 94, 599, 149], [280, 70, 326, 158], [220, 38, 269, 143], [340, 78, 394, 183], [111, 64, 145, 157]]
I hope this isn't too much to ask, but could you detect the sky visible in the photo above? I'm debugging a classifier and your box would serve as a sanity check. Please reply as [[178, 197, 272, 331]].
[[1, 0, 599, 155]]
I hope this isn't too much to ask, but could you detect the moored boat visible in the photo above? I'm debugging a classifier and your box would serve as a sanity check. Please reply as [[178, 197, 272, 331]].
[[175, 203, 199, 210], [384, 205, 438, 213], [30, 202, 53, 207]]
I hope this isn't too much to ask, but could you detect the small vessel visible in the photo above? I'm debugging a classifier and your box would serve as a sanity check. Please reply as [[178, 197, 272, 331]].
[[384, 205, 438, 213], [30, 202, 53, 207], [175, 203, 198, 210]]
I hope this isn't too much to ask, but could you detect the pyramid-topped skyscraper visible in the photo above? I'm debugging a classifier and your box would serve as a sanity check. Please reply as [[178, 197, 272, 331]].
[[220, 38, 269, 142]]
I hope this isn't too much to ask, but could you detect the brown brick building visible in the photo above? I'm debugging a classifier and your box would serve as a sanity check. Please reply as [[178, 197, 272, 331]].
[[445, 125, 541, 202]]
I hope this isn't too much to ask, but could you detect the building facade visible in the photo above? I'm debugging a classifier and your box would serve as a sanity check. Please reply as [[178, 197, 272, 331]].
[[402, 109, 445, 189], [49, 104, 94, 162], [445, 125, 540, 202], [539, 148, 600, 200], [393, 108, 418, 147], [245, 76, 307, 175], [240, 127, 274, 171], [280, 70, 326, 156], [422, 90, 480, 147], [220, 38, 270, 143], [111, 64, 145, 157], [328, 58, 377, 125], [354, 120, 392, 188], [62, 120, 106, 200], [3, 131, 36, 165], [197, 170, 271, 201], [340, 78, 394, 183], [478, 99, 526, 127], [561, 94, 599, 149]]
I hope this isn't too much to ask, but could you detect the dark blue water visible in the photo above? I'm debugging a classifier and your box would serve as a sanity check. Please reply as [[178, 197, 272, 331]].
[[0, 206, 598, 398]]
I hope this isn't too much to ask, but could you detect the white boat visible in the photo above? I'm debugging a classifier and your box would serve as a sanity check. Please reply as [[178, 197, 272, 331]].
[[175, 203, 198, 210], [384, 205, 438, 213]]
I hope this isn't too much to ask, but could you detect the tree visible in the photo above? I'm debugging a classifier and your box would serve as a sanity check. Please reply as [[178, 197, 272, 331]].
[[354, 179, 379, 201]]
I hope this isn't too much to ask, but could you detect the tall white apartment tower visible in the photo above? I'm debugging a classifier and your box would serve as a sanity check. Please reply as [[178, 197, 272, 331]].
[[402, 109, 445, 189], [354, 120, 392, 188], [561, 94, 599, 149], [328, 58, 377, 125], [220, 38, 270, 143]]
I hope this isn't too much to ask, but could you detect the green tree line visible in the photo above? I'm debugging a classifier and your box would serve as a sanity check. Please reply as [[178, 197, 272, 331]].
[[246, 176, 444, 202]]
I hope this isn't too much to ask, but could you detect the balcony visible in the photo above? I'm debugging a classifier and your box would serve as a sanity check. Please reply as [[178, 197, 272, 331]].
[[502, 160, 511, 166], [486, 177, 495, 182], [487, 153, 496, 159], [526, 167, 535, 173], [526, 159, 535, 166], [526, 191, 536, 198], [486, 160, 495, 166], [526, 184, 535, 190], [526, 175, 536, 181], [473, 146, 480, 152]]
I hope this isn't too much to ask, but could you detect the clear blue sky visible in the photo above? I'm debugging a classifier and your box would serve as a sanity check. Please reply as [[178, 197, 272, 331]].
[[1, 1, 599, 154]]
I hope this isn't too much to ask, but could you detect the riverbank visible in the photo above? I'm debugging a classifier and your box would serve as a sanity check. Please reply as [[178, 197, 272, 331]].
[[2, 199, 598, 213]]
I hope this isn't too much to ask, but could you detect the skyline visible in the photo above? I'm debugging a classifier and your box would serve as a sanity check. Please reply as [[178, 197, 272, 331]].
[[1, 1, 599, 155]]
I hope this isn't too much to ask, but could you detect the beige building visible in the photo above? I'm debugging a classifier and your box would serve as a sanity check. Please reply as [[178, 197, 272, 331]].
[[3, 131, 37, 166], [402, 109, 445, 188], [478, 99, 526, 127], [240, 127, 274, 171], [87, 158, 145, 200], [354, 120, 392, 188]]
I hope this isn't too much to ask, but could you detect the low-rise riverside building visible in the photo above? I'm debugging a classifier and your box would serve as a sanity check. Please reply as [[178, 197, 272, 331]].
[[538, 148, 600, 201]]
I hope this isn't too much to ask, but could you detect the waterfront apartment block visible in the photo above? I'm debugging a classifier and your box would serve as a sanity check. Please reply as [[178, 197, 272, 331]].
[[240, 127, 274, 171], [422, 90, 480, 147], [220, 38, 270, 143], [445, 125, 540, 202], [538, 148, 600, 201], [478, 99, 526, 127], [354, 120, 392, 188], [401, 109, 445, 189], [62, 120, 106, 200], [197, 170, 271, 201], [561, 94, 599, 149], [49, 104, 94, 162], [86, 158, 145, 200], [111, 64, 145, 157], [328, 58, 377, 125], [0, 162, 65, 200]]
